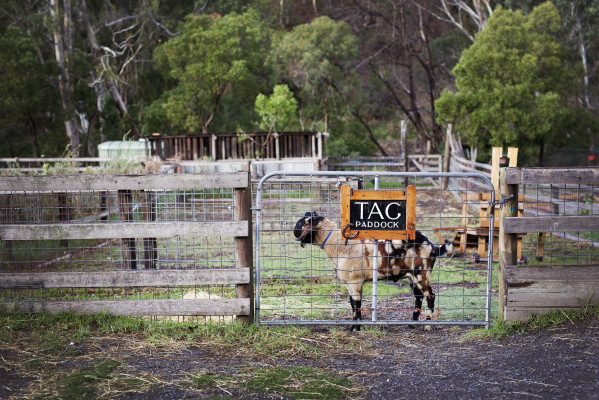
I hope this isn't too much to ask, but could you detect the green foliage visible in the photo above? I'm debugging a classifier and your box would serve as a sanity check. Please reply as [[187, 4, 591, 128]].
[[255, 84, 299, 132], [435, 2, 579, 161], [269, 16, 358, 130], [152, 9, 271, 134], [0, 26, 61, 157]]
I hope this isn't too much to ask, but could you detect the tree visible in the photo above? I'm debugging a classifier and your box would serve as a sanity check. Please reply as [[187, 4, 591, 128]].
[[255, 84, 298, 132], [326, 1, 459, 153], [269, 16, 358, 133], [152, 9, 271, 134], [435, 2, 577, 164], [0, 27, 60, 157], [49, 0, 80, 155]]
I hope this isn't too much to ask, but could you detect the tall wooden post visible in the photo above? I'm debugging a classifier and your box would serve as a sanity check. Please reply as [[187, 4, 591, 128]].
[[211, 134, 217, 161], [499, 168, 518, 319], [491, 147, 502, 196], [442, 124, 452, 189], [234, 168, 254, 324]]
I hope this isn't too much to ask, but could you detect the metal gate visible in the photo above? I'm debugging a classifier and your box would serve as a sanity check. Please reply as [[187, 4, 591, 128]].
[[255, 171, 496, 329]]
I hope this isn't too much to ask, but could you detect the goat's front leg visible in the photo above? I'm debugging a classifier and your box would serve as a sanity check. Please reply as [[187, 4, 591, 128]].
[[410, 281, 424, 322], [410, 279, 435, 331], [421, 282, 436, 331], [346, 283, 363, 332]]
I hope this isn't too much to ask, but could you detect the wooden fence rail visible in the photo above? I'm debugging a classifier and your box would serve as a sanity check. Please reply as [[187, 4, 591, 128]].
[[499, 167, 599, 322], [0, 172, 254, 322], [145, 132, 326, 161]]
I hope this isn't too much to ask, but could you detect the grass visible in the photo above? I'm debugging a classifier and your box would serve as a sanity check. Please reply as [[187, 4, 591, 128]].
[[464, 304, 599, 341], [0, 312, 359, 398], [188, 366, 355, 399]]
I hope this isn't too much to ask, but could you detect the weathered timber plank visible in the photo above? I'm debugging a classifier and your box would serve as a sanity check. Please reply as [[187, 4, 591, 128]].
[[504, 167, 599, 185], [504, 310, 532, 322], [504, 264, 599, 281], [2, 299, 250, 316], [0, 172, 248, 192], [504, 216, 599, 233], [0, 221, 248, 240], [0, 269, 250, 289], [508, 281, 599, 294], [507, 292, 599, 307]]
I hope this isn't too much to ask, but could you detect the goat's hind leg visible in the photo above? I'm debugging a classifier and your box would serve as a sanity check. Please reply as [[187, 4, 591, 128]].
[[346, 283, 363, 332]]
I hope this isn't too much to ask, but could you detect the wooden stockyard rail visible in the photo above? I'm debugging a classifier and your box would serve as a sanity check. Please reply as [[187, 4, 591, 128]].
[[145, 132, 325, 161], [0, 172, 254, 322], [499, 167, 599, 321]]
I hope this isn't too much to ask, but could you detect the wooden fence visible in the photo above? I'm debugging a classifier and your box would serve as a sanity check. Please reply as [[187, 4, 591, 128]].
[[499, 167, 599, 321], [0, 172, 254, 322], [145, 132, 326, 161]]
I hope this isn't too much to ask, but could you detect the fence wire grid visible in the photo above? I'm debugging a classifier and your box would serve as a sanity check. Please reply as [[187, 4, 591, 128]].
[[519, 182, 599, 265], [255, 172, 496, 327]]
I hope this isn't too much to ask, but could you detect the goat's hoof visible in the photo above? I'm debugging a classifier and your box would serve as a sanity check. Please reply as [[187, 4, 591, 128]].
[[350, 325, 361, 332]]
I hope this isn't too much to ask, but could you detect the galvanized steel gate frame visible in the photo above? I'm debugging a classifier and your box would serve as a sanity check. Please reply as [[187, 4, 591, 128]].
[[254, 171, 496, 328]]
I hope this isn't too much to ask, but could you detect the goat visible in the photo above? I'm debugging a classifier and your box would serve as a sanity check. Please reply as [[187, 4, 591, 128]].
[[293, 211, 452, 331]]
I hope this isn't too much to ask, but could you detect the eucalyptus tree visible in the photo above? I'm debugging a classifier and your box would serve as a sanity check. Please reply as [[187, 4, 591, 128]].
[[268, 16, 358, 133], [152, 9, 271, 134], [435, 2, 577, 164]]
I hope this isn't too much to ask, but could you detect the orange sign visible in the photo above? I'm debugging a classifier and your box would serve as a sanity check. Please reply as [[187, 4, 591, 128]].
[[340, 185, 416, 241]]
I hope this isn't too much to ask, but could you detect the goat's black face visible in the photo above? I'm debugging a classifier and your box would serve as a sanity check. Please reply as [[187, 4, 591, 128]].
[[293, 211, 324, 247]]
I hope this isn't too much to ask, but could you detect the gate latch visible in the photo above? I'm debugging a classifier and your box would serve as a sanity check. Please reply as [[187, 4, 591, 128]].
[[488, 194, 514, 208]]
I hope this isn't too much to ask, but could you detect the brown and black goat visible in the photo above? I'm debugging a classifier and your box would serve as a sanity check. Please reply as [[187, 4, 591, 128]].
[[293, 211, 452, 331]]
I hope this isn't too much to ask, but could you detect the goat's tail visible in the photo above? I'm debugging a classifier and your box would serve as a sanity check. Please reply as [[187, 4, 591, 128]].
[[432, 240, 453, 258]]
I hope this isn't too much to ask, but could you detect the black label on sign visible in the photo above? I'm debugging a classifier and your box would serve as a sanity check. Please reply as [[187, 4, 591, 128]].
[[349, 200, 407, 231]]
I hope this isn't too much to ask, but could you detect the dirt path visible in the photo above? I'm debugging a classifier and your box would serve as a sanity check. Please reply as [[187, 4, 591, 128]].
[[2, 319, 598, 399]]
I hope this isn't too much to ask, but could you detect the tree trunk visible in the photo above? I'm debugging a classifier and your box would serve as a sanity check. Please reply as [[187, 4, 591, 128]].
[[81, 0, 141, 140], [50, 0, 79, 155]]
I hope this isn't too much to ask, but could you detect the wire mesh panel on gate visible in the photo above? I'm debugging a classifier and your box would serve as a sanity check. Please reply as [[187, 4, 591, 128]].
[[255, 172, 495, 327]]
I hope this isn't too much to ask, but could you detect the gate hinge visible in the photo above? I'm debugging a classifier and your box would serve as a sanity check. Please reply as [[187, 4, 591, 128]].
[[488, 194, 514, 208]]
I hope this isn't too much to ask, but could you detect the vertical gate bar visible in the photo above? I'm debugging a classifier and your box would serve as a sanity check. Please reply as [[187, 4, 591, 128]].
[[372, 175, 379, 322]]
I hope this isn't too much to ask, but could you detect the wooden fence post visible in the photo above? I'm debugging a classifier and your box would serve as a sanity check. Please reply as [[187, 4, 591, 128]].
[[234, 169, 254, 323], [142, 190, 157, 269], [442, 124, 452, 189], [499, 167, 518, 319], [118, 190, 137, 269]]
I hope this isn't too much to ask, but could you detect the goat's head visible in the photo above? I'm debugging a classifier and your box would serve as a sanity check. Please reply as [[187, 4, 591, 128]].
[[293, 211, 324, 247]]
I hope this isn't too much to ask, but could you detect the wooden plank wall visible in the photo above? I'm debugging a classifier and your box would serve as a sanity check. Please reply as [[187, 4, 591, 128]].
[[0, 172, 254, 321], [500, 167, 599, 321]]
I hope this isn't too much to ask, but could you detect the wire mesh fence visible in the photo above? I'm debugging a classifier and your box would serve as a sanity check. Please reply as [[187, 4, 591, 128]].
[[501, 168, 599, 321], [518, 182, 599, 266], [0, 173, 251, 322], [255, 172, 496, 328]]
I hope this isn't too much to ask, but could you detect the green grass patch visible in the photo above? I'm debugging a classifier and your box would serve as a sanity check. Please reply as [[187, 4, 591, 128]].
[[58, 359, 126, 400], [189, 366, 355, 399], [464, 305, 599, 341], [0, 312, 324, 359]]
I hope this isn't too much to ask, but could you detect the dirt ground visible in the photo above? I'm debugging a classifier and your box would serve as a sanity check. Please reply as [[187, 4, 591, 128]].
[[2, 318, 598, 399]]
